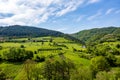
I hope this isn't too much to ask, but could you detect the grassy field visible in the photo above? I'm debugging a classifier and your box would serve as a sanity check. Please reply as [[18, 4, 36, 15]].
[[0, 36, 89, 79]]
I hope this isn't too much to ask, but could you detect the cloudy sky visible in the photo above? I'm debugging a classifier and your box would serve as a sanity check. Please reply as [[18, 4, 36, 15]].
[[0, 0, 120, 33]]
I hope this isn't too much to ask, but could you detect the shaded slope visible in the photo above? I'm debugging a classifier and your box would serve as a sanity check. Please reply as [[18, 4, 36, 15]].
[[0, 25, 64, 37]]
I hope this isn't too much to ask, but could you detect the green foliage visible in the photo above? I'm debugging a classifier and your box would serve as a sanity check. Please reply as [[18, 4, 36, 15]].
[[42, 57, 75, 80], [0, 69, 6, 80], [114, 69, 120, 79], [0, 46, 2, 50], [49, 38, 53, 42], [90, 56, 110, 77], [71, 67, 93, 80], [0, 25, 64, 37], [116, 44, 120, 48], [20, 45, 25, 48], [105, 53, 116, 67], [3, 48, 33, 62], [96, 71, 113, 80], [34, 55, 45, 62], [116, 57, 120, 67], [73, 27, 120, 44], [87, 43, 117, 66], [1, 35, 120, 79], [24, 59, 37, 80]]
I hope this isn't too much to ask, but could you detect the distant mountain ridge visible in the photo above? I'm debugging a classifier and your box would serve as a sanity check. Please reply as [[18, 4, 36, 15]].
[[0, 25, 64, 37], [72, 27, 120, 44]]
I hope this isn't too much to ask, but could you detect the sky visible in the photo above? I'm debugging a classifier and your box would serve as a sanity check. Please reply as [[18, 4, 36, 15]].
[[0, 0, 120, 33]]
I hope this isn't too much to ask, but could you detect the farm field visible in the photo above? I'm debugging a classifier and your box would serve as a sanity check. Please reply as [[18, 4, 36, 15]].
[[0, 36, 89, 79]]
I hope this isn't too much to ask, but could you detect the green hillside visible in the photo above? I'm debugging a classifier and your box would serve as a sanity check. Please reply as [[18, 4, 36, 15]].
[[0, 25, 83, 44], [72, 27, 120, 45], [0, 36, 89, 80], [0, 26, 120, 80], [0, 25, 64, 37]]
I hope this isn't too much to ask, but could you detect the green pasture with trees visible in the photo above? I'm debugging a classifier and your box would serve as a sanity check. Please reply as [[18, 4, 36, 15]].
[[0, 26, 120, 80]]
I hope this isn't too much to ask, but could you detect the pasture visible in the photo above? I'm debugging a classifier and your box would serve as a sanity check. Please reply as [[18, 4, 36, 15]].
[[0, 37, 89, 79]]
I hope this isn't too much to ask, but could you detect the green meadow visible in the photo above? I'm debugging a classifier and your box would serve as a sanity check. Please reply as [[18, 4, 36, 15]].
[[0, 37, 90, 79]]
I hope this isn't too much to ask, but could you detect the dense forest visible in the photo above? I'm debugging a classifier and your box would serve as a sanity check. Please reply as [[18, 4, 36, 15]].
[[0, 25, 64, 37]]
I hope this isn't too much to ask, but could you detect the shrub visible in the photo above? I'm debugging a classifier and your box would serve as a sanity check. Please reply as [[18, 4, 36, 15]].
[[20, 45, 25, 48], [116, 44, 120, 48], [0, 69, 6, 80], [0, 46, 2, 50], [105, 53, 116, 67], [35, 55, 45, 62], [3, 48, 33, 62], [90, 56, 110, 77], [71, 67, 93, 80], [96, 71, 110, 80], [116, 57, 120, 67], [42, 58, 75, 80], [34, 51, 37, 54]]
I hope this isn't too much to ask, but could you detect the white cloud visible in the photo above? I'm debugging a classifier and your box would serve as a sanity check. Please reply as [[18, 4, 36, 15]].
[[56, 0, 84, 16], [87, 0, 100, 4], [105, 8, 114, 15], [0, 0, 100, 26], [76, 15, 86, 22], [87, 11, 102, 20]]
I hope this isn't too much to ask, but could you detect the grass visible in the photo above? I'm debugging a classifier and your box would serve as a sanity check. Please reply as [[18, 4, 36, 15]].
[[0, 36, 90, 79]]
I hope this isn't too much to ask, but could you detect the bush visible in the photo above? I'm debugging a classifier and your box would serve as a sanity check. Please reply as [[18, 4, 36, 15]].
[[116, 57, 120, 67], [0, 46, 2, 50], [42, 58, 75, 80], [34, 51, 37, 54], [116, 44, 120, 48], [0, 69, 6, 80], [114, 69, 120, 79], [105, 53, 116, 67], [3, 48, 33, 62], [79, 54, 92, 59], [90, 56, 110, 77], [35, 55, 45, 62], [71, 67, 93, 80], [20, 45, 25, 48], [96, 71, 111, 80]]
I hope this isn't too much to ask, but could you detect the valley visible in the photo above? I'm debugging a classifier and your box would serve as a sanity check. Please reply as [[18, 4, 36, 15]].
[[0, 26, 120, 80]]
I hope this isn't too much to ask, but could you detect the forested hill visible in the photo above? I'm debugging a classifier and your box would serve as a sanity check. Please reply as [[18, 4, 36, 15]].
[[0, 25, 83, 44], [0, 25, 64, 37], [72, 27, 120, 44]]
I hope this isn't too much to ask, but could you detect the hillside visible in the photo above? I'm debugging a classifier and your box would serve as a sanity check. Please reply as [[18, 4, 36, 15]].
[[0, 25, 83, 44], [72, 27, 120, 44], [0, 25, 64, 37], [0, 27, 120, 80]]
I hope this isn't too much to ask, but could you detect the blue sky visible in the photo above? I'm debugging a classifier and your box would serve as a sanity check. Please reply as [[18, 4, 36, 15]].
[[0, 0, 120, 33]]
